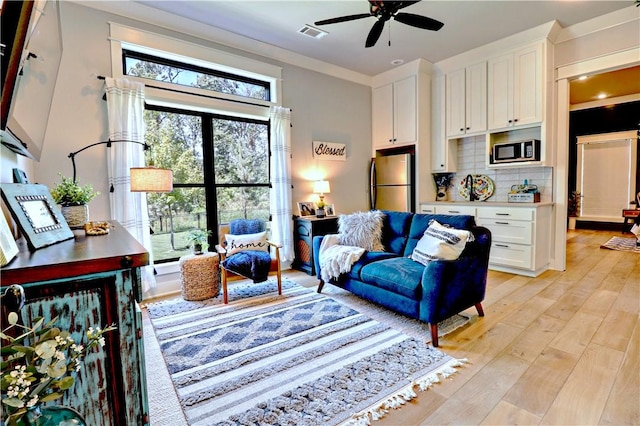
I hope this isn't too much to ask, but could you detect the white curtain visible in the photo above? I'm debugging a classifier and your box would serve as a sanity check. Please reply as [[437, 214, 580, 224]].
[[105, 77, 156, 292], [270, 106, 294, 262]]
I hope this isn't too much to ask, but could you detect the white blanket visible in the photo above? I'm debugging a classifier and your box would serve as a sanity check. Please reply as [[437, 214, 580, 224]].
[[318, 234, 365, 282]]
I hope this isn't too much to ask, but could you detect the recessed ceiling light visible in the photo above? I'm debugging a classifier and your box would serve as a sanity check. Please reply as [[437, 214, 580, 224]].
[[298, 25, 328, 39], [391, 59, 404, 66], [597, 93, 607, 99], [578, 75, 588, 81]]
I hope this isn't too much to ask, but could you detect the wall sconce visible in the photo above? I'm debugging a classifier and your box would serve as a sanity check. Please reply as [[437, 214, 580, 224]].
[[68, 139, 173, 192]]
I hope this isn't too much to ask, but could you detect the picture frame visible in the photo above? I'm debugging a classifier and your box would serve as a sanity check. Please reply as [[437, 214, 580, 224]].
[[297, 201, 316, 217], [0, 183, 74, 250], [325, 204, 335, 216], [0, 211, 19, 266]]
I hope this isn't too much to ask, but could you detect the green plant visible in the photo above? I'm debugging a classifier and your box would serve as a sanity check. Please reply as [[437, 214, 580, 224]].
[[186, 229, 211, 246], [50, 175, 99, 206], [568, 191, 582, 217], [1, 313, 115, 424]]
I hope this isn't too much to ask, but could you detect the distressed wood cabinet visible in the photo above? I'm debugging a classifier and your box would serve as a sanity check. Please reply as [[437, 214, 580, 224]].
[[1, 221, 149, 425]]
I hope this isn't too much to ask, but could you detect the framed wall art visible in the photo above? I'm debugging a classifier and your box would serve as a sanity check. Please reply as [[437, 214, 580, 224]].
[[0, 183, 74, 250]]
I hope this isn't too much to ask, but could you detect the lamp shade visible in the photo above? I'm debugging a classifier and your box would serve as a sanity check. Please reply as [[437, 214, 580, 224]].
[[313, 180, 331, 195], [130, 167, 173, 192]]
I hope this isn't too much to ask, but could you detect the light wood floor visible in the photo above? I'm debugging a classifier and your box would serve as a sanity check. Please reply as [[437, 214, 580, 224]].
[[290, 229, 639, 425]]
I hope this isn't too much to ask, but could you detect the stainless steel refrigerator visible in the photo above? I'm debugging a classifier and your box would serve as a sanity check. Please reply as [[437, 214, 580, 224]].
[[370, 152, 414, 211]]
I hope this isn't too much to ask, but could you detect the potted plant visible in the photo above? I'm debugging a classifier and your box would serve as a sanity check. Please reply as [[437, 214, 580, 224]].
[[568, 191, 581, 230], [1, 312, 115, 425], [187, 229, 211, 254], [50, 175, 99, 228], [315, 199, 327, 218]]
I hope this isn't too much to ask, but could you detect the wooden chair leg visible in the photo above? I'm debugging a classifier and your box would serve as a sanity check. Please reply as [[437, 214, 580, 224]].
[[430, 323, 439, 347], [317, 280, 325, 293], [222, 267, 229, 304], [475, 302, 485, 317]]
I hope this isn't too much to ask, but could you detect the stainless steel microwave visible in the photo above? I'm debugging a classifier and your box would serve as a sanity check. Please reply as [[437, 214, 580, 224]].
[[491, 139, 540, 164]]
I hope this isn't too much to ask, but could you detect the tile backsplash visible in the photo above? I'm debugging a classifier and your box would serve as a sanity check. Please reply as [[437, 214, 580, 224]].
[[445, 135, 553, 203]]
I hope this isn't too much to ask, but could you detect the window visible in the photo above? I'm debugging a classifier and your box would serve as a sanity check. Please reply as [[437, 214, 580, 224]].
[[124, 50, 271, 102], [109, 23, 281, 263], [145, 105, 270, 263]]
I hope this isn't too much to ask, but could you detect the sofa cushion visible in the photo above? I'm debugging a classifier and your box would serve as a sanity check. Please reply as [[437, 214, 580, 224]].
[[380, 210, 414, 255], [347, 251, 400, 280], [410, 220, 475, 266], [404, 214, 476, 257], [338, 210, 386, 251], [359, 257, 425, 299]]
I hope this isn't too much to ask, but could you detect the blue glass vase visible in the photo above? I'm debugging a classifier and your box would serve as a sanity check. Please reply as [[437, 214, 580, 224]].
[[22, 405, 86, 426]]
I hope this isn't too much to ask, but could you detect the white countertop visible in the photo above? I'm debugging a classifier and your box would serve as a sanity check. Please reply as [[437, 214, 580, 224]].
[[419, 201, 555, 208]]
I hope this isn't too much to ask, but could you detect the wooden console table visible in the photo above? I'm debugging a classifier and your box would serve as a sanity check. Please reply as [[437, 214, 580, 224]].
[[1, 221, 150, 425]]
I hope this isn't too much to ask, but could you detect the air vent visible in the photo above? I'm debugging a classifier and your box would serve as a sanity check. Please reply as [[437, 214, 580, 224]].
[[298, 25, 328, 39]]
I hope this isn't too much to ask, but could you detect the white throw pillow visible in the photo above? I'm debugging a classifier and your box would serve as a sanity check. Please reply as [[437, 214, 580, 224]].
[[338, 210, 386, 252], [410, 220, 474, 266], [225, 231, 268, 256]]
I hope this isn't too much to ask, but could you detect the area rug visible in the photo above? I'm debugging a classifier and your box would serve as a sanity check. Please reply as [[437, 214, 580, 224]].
[[147, 280, 468, 426], [600, 236, 640, 253]]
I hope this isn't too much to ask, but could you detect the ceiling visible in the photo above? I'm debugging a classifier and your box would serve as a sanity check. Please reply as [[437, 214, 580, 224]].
[[132, 1, 638, 103]]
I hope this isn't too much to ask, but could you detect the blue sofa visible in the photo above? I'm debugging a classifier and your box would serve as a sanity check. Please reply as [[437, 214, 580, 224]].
[[313, 210, 491, 347]]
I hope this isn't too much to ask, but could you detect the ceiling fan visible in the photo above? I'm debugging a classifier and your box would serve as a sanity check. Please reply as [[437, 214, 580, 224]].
[[314, 0, 444, 48]]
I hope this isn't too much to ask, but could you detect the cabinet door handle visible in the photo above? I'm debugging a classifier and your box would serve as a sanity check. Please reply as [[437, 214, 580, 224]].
[[466, 127, 470, 130], [495, 243, 510, 248], [460, 128, 464, 132], [514, 118, 518, 122], [495, 213, 510, 216], [448, 210, 460, 214], [495, 221, 510, 225]]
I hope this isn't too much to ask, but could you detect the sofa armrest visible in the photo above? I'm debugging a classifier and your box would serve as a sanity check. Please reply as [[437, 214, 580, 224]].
[[418, 226, 491, 324], [312, 235, 326, 279]]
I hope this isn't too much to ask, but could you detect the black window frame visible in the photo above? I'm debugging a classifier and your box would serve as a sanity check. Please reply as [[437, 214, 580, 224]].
[[123, 49, 272, 101], [145, 103, 271, 264]]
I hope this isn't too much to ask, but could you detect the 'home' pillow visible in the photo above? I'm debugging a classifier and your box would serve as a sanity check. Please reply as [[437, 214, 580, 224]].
[[225, 231, 268, 256], [410, 220, 474, 266], [338, 210, 386, 252]]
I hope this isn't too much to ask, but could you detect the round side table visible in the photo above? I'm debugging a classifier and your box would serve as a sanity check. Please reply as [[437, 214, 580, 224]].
[[179, 252, 220, 300]]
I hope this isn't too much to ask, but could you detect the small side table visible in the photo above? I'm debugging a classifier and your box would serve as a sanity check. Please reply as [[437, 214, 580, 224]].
[[179, 252, 219, 300], [622, 209, 640, 233]]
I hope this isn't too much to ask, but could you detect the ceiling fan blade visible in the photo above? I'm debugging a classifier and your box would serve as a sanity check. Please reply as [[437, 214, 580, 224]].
[[315, 13, 371, 26], [365, 19, 385, 48], [394, 12, 444, 31]]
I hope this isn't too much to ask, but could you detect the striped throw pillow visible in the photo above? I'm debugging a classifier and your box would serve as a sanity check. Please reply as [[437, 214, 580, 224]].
[[410, 220, 474, 266]]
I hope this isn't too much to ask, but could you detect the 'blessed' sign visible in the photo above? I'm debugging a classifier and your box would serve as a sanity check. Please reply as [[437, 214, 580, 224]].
[[312, 141, 346, 161]]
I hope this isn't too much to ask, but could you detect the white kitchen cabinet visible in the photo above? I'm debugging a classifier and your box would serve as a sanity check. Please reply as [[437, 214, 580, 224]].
[[476, 204, 552, 277], [372, 76, 417, 148], [487, 43, 542, 131], [434, 205, 477, 216], [445, 62, 487, 138]]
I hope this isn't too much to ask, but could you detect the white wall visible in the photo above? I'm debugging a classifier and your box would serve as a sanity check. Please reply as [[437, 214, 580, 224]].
[[0, 1, 371, 223]]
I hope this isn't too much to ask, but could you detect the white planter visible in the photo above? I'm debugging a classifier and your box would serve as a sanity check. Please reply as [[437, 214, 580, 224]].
[[568, 216, 577, 230], [60, 204, 89, 228]]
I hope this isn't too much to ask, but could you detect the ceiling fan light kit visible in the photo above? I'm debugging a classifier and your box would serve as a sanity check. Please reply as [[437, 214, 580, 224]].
[[314, 0, 443, 48]]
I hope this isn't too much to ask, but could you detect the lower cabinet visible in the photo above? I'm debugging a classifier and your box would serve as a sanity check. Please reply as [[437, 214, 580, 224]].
[[419, 202, 553, 277], [293, 216, 339, 275]]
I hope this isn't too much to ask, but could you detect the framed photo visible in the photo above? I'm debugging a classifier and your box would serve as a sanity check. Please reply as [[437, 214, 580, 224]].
[[325, 204, 336, 216], [0, 183, 74, 250], [0, 211, 19, 266], [297, 201, 316, 217]]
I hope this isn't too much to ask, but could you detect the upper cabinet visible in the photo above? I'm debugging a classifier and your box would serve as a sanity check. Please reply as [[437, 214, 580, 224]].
[[445, 62, 487, 138], [487, 43, 543, 131], [372, 75, 417, 148]]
